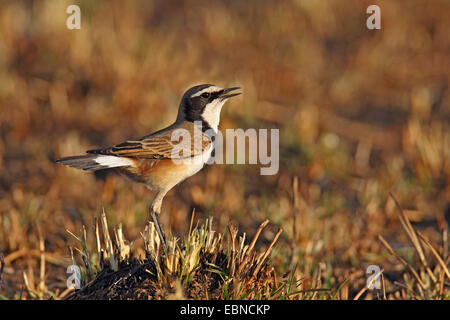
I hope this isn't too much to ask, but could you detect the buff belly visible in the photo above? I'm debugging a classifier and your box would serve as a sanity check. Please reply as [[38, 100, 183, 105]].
[[115, 147, 212, 192]]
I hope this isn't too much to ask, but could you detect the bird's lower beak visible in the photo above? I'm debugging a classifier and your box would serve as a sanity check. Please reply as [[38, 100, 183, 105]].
[[219, 87, 241, 100]]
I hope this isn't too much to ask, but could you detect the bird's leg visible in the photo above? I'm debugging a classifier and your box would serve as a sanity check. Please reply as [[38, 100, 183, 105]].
[[148, 191, 168, 251], [150, 208, 167, 250]]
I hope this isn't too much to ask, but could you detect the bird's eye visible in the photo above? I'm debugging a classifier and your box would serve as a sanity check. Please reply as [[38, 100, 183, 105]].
[[201, 92, 210, 98]]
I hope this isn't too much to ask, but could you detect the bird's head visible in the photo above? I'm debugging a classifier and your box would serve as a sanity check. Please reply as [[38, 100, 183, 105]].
[[178, 84, 241, 132]]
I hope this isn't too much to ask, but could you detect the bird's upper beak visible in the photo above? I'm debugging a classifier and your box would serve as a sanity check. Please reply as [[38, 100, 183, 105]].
[[219, 87, 241, 101]]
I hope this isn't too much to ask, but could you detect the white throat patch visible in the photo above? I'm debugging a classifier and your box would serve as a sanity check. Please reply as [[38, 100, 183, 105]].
[[201, 99, 226, 132]]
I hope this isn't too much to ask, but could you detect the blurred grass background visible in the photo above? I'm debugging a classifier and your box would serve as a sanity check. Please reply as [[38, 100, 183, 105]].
[[0, 0, 449, 299]]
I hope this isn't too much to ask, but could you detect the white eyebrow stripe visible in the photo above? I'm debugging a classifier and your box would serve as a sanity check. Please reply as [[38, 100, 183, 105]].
[[190, 86, 223, 98]]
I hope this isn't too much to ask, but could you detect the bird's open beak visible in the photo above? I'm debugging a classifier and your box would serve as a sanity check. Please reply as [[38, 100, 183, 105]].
[[219, 87, 241, 101]]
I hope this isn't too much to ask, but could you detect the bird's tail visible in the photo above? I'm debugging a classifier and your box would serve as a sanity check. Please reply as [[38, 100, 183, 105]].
[[56, 154, 134, 171]]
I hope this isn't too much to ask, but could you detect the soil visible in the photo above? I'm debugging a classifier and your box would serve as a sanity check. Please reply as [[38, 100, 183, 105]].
[[66, 252, 228, 300]]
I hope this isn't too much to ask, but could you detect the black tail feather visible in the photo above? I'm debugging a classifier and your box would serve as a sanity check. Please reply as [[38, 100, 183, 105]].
[[56, 154, 108, 171]]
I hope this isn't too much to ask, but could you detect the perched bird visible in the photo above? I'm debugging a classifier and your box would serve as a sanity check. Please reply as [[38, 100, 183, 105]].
[[56, 84, 241, 249]]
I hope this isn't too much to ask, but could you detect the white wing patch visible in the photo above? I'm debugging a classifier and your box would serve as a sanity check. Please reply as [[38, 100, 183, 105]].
[[94, 155, 135, 168]]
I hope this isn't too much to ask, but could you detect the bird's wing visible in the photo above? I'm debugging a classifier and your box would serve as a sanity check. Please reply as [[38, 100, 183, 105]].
[[87, 124, 211, 159]]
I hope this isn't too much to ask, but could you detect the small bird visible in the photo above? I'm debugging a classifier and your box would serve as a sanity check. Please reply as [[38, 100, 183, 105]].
[[56, 84, 241, 249]]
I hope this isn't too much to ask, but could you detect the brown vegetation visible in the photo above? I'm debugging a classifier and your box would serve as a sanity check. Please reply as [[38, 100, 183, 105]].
[[0, 0, 449, 299]]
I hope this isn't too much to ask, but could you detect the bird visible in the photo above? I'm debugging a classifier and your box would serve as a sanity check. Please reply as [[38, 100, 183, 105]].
[[56, 84, 241, 249]]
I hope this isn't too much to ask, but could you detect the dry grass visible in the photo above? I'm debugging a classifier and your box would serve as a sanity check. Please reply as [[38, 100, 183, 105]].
[[0, 0, 449, 300], [62, 213, 292, 300]]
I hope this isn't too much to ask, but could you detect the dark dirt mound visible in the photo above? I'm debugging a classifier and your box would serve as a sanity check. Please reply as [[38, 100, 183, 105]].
[[66, 253, 228, 300]]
